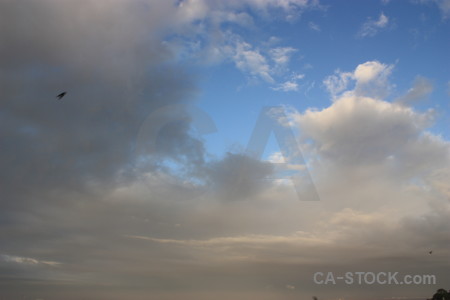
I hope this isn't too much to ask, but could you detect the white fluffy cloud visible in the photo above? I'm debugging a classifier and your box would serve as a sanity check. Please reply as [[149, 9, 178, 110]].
[[353, 60, 390, 83], [293, 95, 440, 167], [323, 61, 393, 99], [295, 62, 449, 215]]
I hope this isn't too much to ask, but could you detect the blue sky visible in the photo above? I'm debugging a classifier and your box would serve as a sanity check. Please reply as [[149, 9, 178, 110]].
[[183, 0, 450, 158], [1, 1, 450, 299]]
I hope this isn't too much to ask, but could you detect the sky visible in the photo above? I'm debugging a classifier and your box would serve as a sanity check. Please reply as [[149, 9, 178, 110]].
[[1, 0, 450, 299]]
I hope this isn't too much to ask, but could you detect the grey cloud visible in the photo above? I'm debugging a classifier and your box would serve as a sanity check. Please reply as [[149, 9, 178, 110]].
[[396, 76, 433, 106], [0, 4, 296, 297], [205, 152, 274, 201], [1, 2, 450, 299], [0, 0, 204, 204], [0, 2, 212, 294]]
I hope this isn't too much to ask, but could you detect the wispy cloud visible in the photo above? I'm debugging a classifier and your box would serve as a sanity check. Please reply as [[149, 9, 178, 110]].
[[415, 0, 450, 19], [395, 76, 433, 106], [273, 80, 300, 91], [1, 254, 60, 267], [357, 12, 389, 38], [233, 41, 275, 83], [308, 21, 321, 31], [272, 73, 305, 92], [269, 47, 298, 67]]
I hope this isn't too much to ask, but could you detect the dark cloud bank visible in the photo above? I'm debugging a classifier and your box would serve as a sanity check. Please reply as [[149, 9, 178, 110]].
[[1, 1, 450, 300]]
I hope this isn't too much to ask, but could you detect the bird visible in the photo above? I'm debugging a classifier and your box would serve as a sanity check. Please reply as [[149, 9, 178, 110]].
[[429, 251, 433, 255], [313, 297, 318, 300], [56, 92, 67, 100]]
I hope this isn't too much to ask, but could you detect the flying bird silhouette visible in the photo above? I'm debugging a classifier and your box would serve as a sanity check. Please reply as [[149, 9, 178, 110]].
[[429, 251, 433, 254], [56, 92, 67, 100], [313, 297, 318, 300]]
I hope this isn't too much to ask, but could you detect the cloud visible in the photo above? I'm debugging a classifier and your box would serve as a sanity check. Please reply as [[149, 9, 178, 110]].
[[353, 60, 390, 83], [267, 151, 286, 163], [269, 47, 298, 67], [204, 152, 274, 200], [92, 61, 449, 300], [323, 60, 394, 99], [1, 254, 60, 267], [395, 76, 434, 105], [164, 0, 316, 88], [246, 0, 311, 10], [272, 73, 305, 92], [308, 21, 321, 31], [1, 0, 449, 298], [176, 0, 325, 31], [273, 80, 300, 91], [0, 0, 210, 205], [292, 94, 438, 166], [436, 0, 450, 18], [357, 12, 389, 38], [207, 34, 302, 88], [323, 70, 354, 97], [415, 0, 450, 19], [233, 41, 275, 83]]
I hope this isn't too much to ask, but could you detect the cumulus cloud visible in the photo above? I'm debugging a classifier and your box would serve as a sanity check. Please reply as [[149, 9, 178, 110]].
[[353, 60, 390, 83], [357, 12, 389, 38], [292, 95, 438, 166], [323, 61, 394, 99]]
